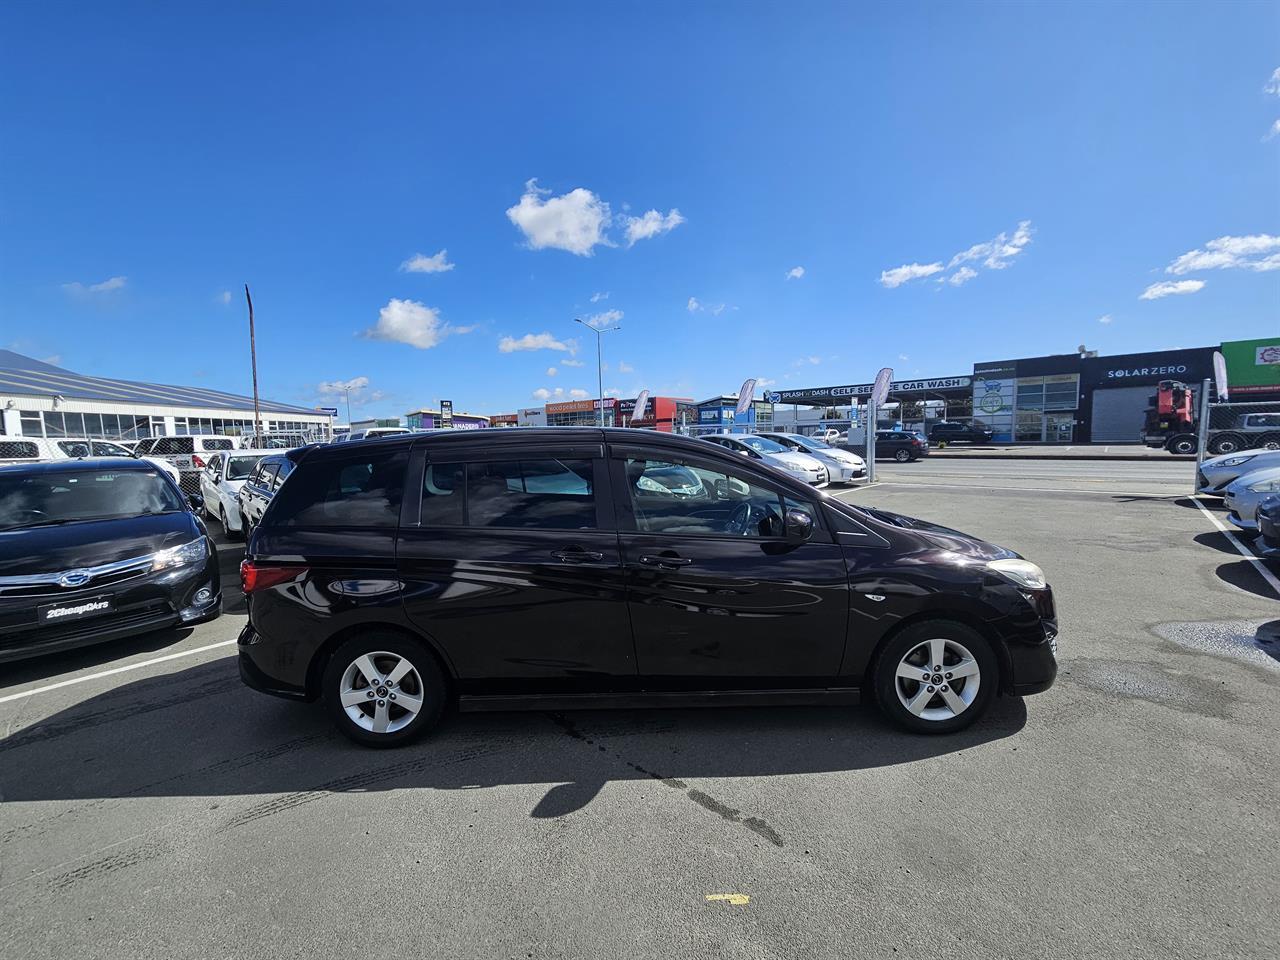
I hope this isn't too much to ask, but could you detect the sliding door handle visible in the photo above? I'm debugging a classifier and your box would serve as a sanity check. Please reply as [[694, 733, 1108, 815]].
[[639, 554, 693, 568], [550, 549, 605, 563]]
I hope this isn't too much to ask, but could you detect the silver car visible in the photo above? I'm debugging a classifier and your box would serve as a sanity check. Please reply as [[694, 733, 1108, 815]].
[[1222, 465, 1280, 534], [1197, 449, 1280, 497], [758, 432, 866, 483]]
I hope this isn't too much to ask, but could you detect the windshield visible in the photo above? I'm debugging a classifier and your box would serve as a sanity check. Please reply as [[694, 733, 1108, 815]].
[[738, 436, 787, 454], [800, 435, 833, 449], [226, 455, 265, 480], [0, 469, 186, 531]]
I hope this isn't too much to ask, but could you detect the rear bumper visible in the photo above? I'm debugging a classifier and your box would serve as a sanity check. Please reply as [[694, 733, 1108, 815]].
[[238, 623, 311, 700]]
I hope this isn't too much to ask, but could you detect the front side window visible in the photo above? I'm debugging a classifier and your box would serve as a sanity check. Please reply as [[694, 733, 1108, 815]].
[[268, 451, 406, 527], [623, 457, 803, 538], [466, 459, 595, 529]]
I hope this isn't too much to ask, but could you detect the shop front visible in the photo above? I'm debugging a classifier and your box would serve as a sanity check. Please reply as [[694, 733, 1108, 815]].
[[1080, 348, 1214, 443], [545, 399, 600, 426]]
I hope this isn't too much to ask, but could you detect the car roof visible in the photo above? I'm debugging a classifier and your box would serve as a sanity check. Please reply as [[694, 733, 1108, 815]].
[[0, 457, 165, 475], [225, 448, 279, 456]]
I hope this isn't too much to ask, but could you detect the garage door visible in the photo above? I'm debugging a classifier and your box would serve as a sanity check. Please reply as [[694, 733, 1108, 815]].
[[1090, 384, 1200, 443]]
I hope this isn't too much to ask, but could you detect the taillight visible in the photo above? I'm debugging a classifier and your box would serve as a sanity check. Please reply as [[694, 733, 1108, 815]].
[[911, 438, 922, 446], [192, 454, 206, 468], [240, 560, 305, 594]]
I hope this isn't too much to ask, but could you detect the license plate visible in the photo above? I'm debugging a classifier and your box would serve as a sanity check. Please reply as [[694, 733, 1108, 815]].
[[38, 596, 113, 624]]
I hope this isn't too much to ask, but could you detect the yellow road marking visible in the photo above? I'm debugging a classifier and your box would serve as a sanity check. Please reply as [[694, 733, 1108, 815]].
[[705, 894, 749, 906]]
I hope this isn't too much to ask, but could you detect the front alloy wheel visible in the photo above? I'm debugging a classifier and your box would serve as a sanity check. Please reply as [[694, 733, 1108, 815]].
[[873, 620, 997, 733], [893, 637, 981, 722], [323, 634, 445, 746], [894, 448, 912, 462]]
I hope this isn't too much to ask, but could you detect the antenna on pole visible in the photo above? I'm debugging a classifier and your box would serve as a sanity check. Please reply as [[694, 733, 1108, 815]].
[[245, 284, 263, 437]]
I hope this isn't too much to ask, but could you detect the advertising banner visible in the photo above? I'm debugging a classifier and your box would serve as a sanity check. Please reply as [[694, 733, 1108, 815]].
[[633, 390, 650, 423], [735, 379, 757, 416], [1219, 338, 1280, 395], [440, 399, 453, 428]]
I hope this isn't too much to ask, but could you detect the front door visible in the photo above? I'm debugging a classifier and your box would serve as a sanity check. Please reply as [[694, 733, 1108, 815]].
[[610, 447, 850, 683], [397, 445, 635, 684]]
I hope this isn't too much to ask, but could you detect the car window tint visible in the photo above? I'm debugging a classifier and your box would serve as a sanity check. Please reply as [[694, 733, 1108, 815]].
[[269, 452, 406, 527], [272, 459, 295, 491], [57, 440, 92, 457], [466, 459, 594, 529], [91, 441, 132, 456], [623, 457, 786, 538], [260, 463, 282, 490], [0, 440, 39, 460], [421, 461, 464, 525], [152, 437, 195, 455], [203, 438, 235, 450]]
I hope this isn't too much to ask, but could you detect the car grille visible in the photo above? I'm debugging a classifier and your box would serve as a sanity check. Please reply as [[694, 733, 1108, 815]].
[[0, 601, 175, 654], [0, 554, 155, 599]]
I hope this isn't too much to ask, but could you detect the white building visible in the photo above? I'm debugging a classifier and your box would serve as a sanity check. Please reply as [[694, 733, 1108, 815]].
[[0, 350, 331, 441]]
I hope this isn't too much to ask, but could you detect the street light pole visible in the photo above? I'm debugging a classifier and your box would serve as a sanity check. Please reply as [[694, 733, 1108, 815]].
[[574, 318, 620, 428]]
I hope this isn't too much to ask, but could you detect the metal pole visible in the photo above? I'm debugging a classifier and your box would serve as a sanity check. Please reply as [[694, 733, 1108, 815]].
[[866, 397, 877, 484], [344, 387, 352, 425], [1194, 378, 1211, 494], [245, 284, 262, 437], [596, 330, 604, 427]]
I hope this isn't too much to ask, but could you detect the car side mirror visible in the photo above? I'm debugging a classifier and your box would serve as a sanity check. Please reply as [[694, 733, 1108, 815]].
[[188, 493, 204, 512], [784, 508, 814, 543]]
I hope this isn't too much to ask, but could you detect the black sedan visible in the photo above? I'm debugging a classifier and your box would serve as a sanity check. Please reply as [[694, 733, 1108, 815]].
[[0, 459, 221, 662], [237, 429, 1056, 746], [870, 430, 930, 462]]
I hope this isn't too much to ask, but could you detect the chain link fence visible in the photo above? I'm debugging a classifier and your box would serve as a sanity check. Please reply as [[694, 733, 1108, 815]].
[[1203, 400, 1280, 456]]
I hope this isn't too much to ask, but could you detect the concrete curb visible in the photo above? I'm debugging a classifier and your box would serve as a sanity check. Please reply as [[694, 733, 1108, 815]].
[[926, 451, 1194, 462]]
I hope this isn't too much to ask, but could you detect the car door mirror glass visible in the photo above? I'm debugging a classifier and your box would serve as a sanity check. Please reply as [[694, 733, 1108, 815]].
[[188, 493, 204, 512], [784, 508, 814, 543]]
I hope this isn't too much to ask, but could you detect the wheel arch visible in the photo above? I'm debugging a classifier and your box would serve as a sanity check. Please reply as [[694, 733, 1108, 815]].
[[304, 620, 458, 701], [861, 608, 1014, 695]]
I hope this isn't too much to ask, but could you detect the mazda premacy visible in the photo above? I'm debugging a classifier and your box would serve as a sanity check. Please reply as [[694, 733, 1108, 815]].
[[238, 429, 1057, 746]]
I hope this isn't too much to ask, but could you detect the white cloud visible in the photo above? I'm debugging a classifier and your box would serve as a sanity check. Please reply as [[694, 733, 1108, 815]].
[[40, 354, 62, 366], [546, 366, 558, 377], [63, 275, 127, 295], [1098, 314, 1113, 325], [498, 332, 577, 353], [569, 388, 589, 399], [583, 309, 622, 329], [687, 297, 727, 315], [318, 376, 370, 395], [561, 357, 585, 367], [879, 262, 944, 288], [1265, 67, 1280, 96], [532, 387, 552, 401], [1165, 234, 1280, 274], [400, 250, 455, 274], [590, 291, 609, 302], [1140, 279, 1206, 300], [1266, 119, 1280, 141], [216, 290, 232, 305], [757, 377, 777, 387], [947, 266, 978, 286], [687, 297, 701, 312], [618, 361, 634, 373], [709, 303, 726, 316], [362, 298, 470, 349], [898, 353, 910, 361], [786, 266, 805, 280], [623, 208, 685, 246], [506, 179, 612, 256]]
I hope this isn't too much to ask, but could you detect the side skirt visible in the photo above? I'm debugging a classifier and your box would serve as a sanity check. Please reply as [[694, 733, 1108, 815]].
[[457, 687, 861, 713]]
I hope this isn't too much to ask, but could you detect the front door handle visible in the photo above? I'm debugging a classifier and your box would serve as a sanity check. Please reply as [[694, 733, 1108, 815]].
[[550, 548, 605, 563], [639, 554, 693, 568]]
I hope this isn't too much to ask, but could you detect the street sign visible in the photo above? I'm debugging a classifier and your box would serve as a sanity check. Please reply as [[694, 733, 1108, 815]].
[[440, 399, 453, 428]]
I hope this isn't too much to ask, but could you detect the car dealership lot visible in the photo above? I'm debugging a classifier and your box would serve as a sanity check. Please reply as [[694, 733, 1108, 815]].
[[1, 460, 1276, 960]]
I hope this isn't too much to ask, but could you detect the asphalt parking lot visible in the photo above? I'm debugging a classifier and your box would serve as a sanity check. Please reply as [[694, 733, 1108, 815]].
[[2, 458, 1276, 960]]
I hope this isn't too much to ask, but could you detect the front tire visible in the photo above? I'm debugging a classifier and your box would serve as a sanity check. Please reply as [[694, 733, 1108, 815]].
[[1208, 433, 1244, 456], [1166, 435, 1197, 456], [872, 620, 998, 734], [322, 633, 446, 747], [894, 448, 912, 462]]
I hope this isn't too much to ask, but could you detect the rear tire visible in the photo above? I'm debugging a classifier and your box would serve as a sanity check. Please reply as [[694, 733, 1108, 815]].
[[222, 508, 243, 542], [1260, 432, 1280, 451], [322, 633, 446, 747], [894, 448, 912, 463], [1209, 433, 1244, 456], [873, 620, 998, 734]]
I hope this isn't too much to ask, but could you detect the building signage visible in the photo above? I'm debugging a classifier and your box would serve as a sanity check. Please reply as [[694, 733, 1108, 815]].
[[1103, 364, 1188, 379], [1218, 338, 1280, 396], [699, 408, 724, 423], [439, 399, 453, 428], [316, 406, 339, 417], [770, 376, 971, 406], [546, 399, 595, 414], [593, 397, 618, 410]]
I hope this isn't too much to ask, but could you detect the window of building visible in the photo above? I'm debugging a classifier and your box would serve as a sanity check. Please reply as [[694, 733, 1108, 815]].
[[19, 411, 41, 436], [465, 459, 595, 529]]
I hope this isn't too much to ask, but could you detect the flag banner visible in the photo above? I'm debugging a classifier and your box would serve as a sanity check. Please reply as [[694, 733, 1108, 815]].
[[735, 379, 757, 416]]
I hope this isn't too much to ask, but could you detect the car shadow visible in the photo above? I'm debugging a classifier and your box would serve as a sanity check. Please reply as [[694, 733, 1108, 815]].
[[1194, 531, 1249, 555], [1214, 559, 1278, 600], [0, 657, 1028, 820], [0, 625, 196, 688]]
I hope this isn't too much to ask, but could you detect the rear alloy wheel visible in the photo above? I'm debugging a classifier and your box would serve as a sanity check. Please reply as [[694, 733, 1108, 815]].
[[894, 448, 912, 462], [873, 621, 997, 734], [322, 634, 445, 747]]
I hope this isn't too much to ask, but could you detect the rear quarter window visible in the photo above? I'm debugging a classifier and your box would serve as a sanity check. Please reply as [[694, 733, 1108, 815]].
[[266, 451, 407, 527], [0, 440, 39, 460]]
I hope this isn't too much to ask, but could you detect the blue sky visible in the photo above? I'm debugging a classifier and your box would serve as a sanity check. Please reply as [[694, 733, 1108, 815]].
[[1, 1, 1277, 420]]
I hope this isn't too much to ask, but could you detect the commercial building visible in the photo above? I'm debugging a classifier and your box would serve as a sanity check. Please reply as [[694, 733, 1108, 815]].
[[0, 350, 331, 440], [542, 396, 695, 429], [489, 413, 519, 428], [769, 340, 1260, 444], [691, 395, 774, 433], [404, 408, 490, 430]]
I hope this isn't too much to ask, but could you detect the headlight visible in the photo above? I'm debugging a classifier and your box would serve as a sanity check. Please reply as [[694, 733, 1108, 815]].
[[1247, 479, 1280, 493], [1221, 455, 1255, 467], [986, 558, 1047, 590], [152, 536, 208, 571]]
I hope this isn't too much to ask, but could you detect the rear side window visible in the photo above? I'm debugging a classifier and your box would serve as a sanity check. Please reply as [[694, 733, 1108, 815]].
[[0, 440, 39, 460], [421, 461, 464, 525], [152, 437, 195, 455], [201, 438, 235, 451], [466, 459, 595, 529], [268, 451, 406, 527], [271, 460, 294, 491], [57, 440, 92, 457]]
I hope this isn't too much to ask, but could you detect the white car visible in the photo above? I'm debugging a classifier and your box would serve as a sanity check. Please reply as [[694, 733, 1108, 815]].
[[332, 427, 411, 443], [1222, 465, 1280, 534], [701, 434, 829, 486], [0, 436, 182, 488], [758, 432, 866, 483], [198, 449, 273, 539], [1196, 449, 1280, 497]]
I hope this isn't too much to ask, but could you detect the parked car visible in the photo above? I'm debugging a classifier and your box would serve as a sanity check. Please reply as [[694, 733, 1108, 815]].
[[701, 434, 829, 486], [0, 435, 184, 486], [0, 458, 220, 662], [239, 432, 310, 450], [1196, 449, 1280, 497], [133, 435, 240, 495], [237, 429, 1058, 746], [873, 430, 930, 462], [1222, 466, 1280, 536], [929, 421, 993, 445], [332, 427, 411, 443], [199, 449, 272, 539], [757, 432, 866, 483], [1254, 494, 1280, 559], [236, 453, 295, 534]]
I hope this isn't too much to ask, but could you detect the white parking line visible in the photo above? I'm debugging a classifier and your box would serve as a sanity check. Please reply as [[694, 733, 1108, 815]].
[[849, 480, 1183, 498], [0, 639, 236, 706], [1192, 498, 1280, 600]]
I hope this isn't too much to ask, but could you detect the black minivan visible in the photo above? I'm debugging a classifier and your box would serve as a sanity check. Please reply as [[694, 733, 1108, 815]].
[[238, 429, 1057, 746]]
